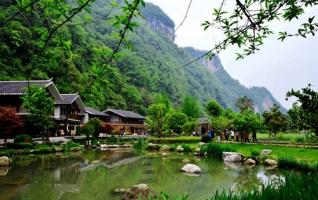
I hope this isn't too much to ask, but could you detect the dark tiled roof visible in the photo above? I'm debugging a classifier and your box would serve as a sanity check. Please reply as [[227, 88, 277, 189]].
[[60, 94, 78, 104], [105, 109, 145, 119], [0, 80, 52, 94], [85, 107, 109, 117]]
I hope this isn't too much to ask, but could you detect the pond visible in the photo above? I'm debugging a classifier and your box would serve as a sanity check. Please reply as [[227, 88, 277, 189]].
[[0, 150, 286, 200]]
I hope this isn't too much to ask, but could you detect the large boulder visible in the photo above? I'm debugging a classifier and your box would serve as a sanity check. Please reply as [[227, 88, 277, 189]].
[[0, 156, 11, 167], [181, 164, 202, 174], [222, 152, 243, 162], [264, 159, 278, 166], [261, 149, 272, 155], [115, 183, 152, 199]]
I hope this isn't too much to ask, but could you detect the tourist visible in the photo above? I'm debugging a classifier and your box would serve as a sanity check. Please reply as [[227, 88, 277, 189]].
[[225, 128, 229, 140], [211, 128, 215, 139], [230, 129, 235, 141], [252, 130, 257, 143], [235, 130, 239, 142]]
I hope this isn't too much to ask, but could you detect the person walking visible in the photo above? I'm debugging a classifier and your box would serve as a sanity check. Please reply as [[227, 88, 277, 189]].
[[230, 129, 235, 141], [252, 130, 257, 143]]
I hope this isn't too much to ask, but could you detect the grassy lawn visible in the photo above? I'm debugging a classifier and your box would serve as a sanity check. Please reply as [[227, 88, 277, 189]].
[[217, 142, 318, 163]]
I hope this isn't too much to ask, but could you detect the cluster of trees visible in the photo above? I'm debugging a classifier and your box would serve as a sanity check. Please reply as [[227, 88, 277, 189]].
[[146, 85, 318, 138], [146, 94, 202, 137]]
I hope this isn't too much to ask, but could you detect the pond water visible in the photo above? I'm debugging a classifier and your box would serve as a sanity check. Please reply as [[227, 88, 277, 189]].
[[0, 150, 286, 200]]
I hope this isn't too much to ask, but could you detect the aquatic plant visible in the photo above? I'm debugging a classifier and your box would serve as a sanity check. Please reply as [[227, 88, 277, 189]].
[[278, 157, 318, 171], [200, 143, 236, 159]]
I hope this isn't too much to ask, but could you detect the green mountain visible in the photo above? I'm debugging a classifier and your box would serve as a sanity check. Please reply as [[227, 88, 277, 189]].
[[0, 1, 285, 114]]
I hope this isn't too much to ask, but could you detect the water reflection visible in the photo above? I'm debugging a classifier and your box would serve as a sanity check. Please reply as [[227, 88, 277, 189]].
[[0, 151, 288, 200]]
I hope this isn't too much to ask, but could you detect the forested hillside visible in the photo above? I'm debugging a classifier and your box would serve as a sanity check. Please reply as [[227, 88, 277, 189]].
[[0, 0, 284, 114]]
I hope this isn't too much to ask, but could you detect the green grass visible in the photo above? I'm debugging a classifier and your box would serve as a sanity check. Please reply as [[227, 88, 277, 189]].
[[215, 143, 318, 164], [152, 173, 318, 200], [257, 131, 317, 143]]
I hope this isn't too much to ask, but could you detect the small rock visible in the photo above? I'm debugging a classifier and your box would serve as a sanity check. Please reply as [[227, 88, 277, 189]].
[[181, 164, 202, 174], [0, 167, 10, 176], [195, 148, 201, 153], [264, 159, 278, 166], [0, 156, 11, 167], [69, 147, 81, 151], [146, 143, 160, 150], [114, 188, 128, 193], [222, 152, 243, 162], [123, 144, 132, 148], [176, 145, 184, 152], [224, 162, 243, 169], [244, 158, 256, 165], [161, 152, 168, 157], [160, 145, 172, 151], [91, 160, 101, 164], [198, 142, 206, 146], [261, 149, 272, 155], [131, 183, 149, 191], [182, 158, 190, 163], [108, 144, 120, 148], [54, 147, 63, 152]]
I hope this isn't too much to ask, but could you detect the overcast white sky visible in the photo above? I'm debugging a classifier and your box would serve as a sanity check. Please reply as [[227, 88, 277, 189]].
[[146, 0, 318, 109]]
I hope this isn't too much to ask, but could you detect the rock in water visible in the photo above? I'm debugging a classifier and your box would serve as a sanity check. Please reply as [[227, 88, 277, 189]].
[[222, 152, 243, 162], [264, 159, 278, 166], [181, 164, 202, 174], [0, 156, 11, 167], [176, 145, 184, 152], [244, 158, 256, 165], [160, 145, 171, 151], [261, 149, 272, 155]]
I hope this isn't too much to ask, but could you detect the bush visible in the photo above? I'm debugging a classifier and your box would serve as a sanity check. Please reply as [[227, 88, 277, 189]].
[[250, 149, 260, 157], [201, 143, 236, 159], [201, 135, 211, 143], [7, 142, 33, 149], [63, 141, 80, 151], [181, 144, 191, 154], [133, 139, 145, 151], [278, 157, 318, 171], [14, 134, 32, 143]]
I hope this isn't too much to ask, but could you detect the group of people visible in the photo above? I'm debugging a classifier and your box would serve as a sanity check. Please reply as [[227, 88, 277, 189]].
[[207, 128, 257, 143]]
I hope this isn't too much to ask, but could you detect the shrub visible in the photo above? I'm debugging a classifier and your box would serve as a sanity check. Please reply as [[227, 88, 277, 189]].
[[7, 142, 33, 149], [250, 149, 260, 157], [201, 135, 211, 143], [133, 139, 145, 151], [63, 141, 80, 151], [14, 134, 32, 143], [277, 157, 318, 171], [181, 144, 191, 154], [201, 143, 236, 159]]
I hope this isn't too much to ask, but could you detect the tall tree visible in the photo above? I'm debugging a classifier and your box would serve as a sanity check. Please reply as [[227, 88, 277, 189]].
[[166, 110, 188, 135], [21, 86, 54, 142], [235, 96, 254, 113], [181, 95, 201, 118], [262, 104, 287, 137], [206, 99, 223, 117], [287, 85, 318, 136]]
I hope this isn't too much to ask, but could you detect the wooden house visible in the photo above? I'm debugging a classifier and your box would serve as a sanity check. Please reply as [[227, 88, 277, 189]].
[[104, 109, 145, 135]]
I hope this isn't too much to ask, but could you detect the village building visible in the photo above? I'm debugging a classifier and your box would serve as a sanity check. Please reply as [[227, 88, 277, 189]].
[[83, 107, 109, 123], [104, 108, 146, 135], [0, 80, 85, 136]]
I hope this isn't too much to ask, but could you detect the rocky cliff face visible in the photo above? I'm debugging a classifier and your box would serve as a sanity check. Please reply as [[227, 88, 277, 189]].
[[141, 3, 175, 42], [183, 47, 286, 113], [147, 19, 175, 41]]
